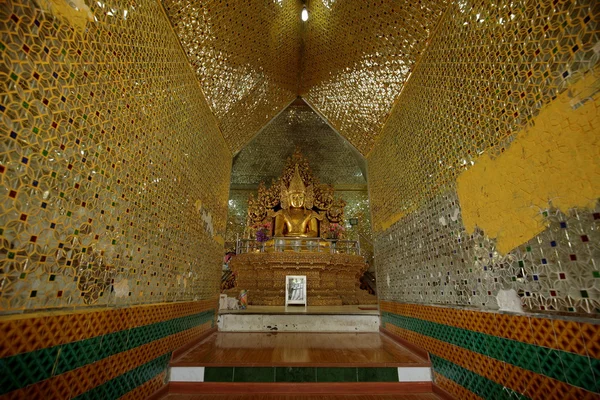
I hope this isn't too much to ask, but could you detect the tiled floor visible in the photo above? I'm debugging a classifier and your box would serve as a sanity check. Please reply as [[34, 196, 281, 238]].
[[172, 332, 429, 367]]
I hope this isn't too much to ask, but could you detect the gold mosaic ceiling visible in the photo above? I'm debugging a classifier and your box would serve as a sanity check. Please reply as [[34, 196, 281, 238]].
[[300, 0, 447, 155], [162, 0, 303, 154], [231, 99, 367, 189], [162, 0, 448, 155]]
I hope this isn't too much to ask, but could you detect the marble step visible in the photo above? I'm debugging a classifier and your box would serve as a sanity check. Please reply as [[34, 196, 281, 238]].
[[169, 366, 432, 383], [217, 312, 380, 332]]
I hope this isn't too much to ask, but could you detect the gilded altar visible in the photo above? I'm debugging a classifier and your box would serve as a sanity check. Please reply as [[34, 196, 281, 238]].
[[228, 250, 375, 306], [227, 150, 376, 305]]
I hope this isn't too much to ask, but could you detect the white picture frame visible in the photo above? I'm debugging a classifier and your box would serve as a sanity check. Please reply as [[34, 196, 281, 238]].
[[285, 275, 307, 307]]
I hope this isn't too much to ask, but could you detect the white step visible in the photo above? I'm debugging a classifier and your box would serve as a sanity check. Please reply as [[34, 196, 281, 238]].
[[217, 312, 380, 332], [169, 366, 431, 382]]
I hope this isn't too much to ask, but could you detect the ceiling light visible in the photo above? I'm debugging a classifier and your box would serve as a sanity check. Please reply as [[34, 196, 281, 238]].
[[301, 7, 308, 21]]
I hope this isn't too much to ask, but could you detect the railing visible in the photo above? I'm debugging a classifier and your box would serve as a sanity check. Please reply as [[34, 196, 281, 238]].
[[358, 232, 375, 268], [235, 237, 361, 255], [360, 270, 377, 295]]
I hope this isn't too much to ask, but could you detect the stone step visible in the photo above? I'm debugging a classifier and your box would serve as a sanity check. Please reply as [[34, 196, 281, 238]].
[[218, 312, 380, 332], [169, 365, 432, 383], [160, 332, 435, 397]]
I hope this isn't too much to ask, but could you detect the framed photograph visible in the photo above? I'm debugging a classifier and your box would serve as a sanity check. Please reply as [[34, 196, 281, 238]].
[[285, 275, 307, 307]]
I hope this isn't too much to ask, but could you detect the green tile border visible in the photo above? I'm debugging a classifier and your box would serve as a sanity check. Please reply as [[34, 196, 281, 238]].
[[316, 367, 358, 382], [357, 367, 399, 382], [234, 367, 275, 382], [0, 309, 215, 395], [382, 311, 597, 392], [0, 346, 60, 392], [204, 366, 234, 382], [72, 353, 170, 400], [203, 367, 400, 383], [431, 355, 529, 400], [275, 367, 317, 382]]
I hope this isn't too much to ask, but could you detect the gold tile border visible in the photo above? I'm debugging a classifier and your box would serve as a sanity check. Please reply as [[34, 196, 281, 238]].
[[118, 371, 167, 400], [380, 301, 598, 358], [433, 372, 483, 400], [383, 323, 596, 400], [4, 321, 212, 399], [0, 298, 217, 358]]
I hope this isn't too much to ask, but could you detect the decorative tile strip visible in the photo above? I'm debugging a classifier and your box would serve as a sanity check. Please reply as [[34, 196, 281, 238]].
[[381, 311, 596, 392], [380, 301, 599, 359], [384, 323, 596, 399], [0, 298, 217, 358], [433, 371, 483, 400], [1, 297, 215, 399], [72, 354, 171, 400], [1, 310, 213, 394], [118, 371, 166, 400], [3, 322, 212, 399], [381, 303, 599, 400], [431, 355, 525, 400]]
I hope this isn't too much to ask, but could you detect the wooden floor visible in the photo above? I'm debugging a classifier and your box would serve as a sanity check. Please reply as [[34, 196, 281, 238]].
[[163, 394, 441, 399], [172, 332, 429, 367]]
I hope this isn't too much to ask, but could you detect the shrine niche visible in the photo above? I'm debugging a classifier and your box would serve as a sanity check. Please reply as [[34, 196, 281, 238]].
[[246, 149, 346, 243], [226, 149, 376, 306]]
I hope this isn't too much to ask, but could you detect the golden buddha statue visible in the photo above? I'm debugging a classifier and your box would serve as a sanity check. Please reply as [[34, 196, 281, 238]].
[[244, 149, 347, 247], [274, 165, 322, 237]]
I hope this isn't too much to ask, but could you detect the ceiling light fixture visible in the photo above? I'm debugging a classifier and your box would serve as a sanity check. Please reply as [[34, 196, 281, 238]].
[[301, 7, 309, 21]]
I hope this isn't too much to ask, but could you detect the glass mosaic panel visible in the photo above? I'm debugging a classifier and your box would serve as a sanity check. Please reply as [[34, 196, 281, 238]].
[[0, 0, 231, 313], [368, 0, 599, 316], [162, 0, 303, 153], [230, 99, 367, 189], [375, 186, 600, 315], [368, 0, 599, 226], [301, 0, 447, 154], [225, 189, 252, 247]]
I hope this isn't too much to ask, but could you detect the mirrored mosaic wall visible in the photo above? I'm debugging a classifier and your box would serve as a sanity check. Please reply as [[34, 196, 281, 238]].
[[231, 99, 367, 189], [225, 189, 252, 246], [368, 0, 599, 226], [376, 186, 600, 314], [338, 191, 371, 242], [368, 0, 599, 314], [162, 0, 302, 153], [301, 0, 447, 154], [0, 0, 231, 313]]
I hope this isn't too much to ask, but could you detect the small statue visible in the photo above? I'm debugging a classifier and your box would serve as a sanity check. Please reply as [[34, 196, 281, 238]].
[[239, 290, 248, 309], [288, 278, 304, 301], [274, 165, 322, 237]]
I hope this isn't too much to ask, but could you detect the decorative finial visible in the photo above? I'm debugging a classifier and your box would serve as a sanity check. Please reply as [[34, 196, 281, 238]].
[[288, 164, 306, 194]]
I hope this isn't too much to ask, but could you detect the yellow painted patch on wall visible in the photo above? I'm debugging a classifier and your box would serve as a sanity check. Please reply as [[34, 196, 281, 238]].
[[40, 0, 94, 31], [378, 211, 408, 231], [457, 72, 600, 254]]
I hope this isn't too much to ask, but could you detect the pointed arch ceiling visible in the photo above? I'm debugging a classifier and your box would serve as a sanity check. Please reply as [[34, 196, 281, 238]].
[[162, 0, 302, 154], [300, 0, 447, 154], [231, 98, 366, 189], [162, 0, 447, 155]]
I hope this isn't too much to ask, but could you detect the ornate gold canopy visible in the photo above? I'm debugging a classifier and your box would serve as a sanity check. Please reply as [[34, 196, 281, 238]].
[[246, 149, 346, 237]]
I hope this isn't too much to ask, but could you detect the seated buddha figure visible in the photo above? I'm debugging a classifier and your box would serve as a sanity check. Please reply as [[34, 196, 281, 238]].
[[274, 165, 322, 237]]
